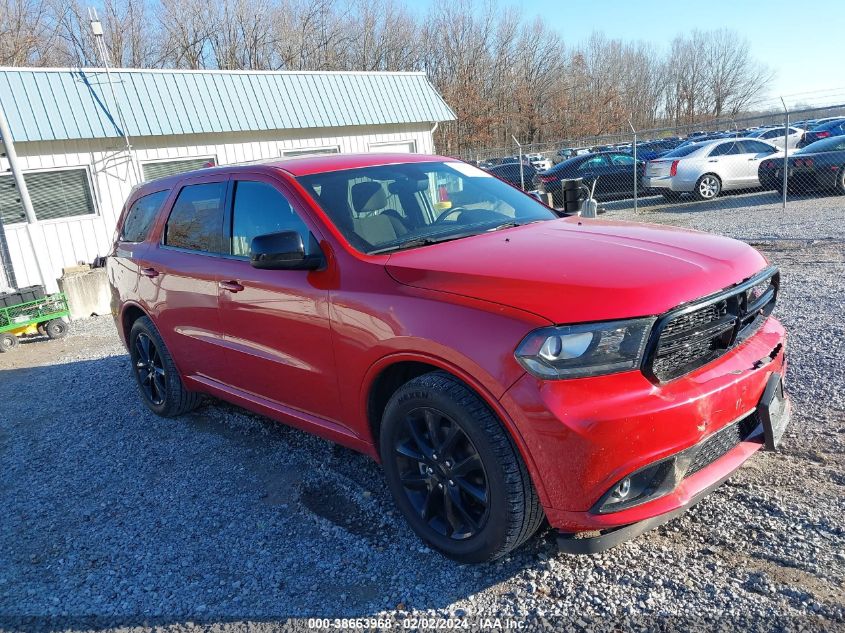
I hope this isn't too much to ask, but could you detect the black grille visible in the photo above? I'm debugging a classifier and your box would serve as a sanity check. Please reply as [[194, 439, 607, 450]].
[[645, 268, 778, 382], [685, 413, 761, 478]]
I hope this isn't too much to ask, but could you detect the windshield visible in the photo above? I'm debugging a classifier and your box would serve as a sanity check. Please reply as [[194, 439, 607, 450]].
[[297, 161, 558, 254]]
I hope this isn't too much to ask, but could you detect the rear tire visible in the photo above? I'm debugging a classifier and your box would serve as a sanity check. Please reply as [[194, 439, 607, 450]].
[[128, 316, 202, 417], [380, 371, 544, 563], [693, 174, 722, 201], [0, 333, 18, 352], [44, 319, 69, 340]]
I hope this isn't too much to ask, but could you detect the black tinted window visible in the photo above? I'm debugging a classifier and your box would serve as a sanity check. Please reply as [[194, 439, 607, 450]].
[[231, 181, 309, 257], [121, 190, 169, 242], [164, 182, 226, 253]]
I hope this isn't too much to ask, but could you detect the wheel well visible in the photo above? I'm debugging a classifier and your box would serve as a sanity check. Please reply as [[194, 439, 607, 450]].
[[367, 361, 442, 450], [121, 305, 147, 341]]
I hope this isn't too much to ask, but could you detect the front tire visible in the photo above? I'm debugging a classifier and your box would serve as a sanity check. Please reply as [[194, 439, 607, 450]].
[[693, 174, 722, 201], [380, 371, 544, 563], [44, 319, 69, 340], [128, 316, 201, 417], [836, 166, 845, 194]]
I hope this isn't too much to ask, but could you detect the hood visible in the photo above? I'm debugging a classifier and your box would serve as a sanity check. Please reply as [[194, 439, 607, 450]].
[[385, 218, 768, 323]]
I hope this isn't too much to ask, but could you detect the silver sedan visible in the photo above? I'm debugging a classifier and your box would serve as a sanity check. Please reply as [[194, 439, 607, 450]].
[[643, 138, 783, 201]]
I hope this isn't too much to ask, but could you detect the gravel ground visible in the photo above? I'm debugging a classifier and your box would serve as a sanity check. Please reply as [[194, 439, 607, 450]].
[[1, 195, 843, 632]]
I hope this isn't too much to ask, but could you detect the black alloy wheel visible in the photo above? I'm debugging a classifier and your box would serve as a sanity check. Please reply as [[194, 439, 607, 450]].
[[394, 406, 490, 540], [133, 332, 166, 406], [380, 371, 544, 563]]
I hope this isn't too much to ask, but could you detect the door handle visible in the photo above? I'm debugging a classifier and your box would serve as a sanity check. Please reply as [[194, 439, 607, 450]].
[[708, 160, 718, 163], [219, 280, 244, 293], [140, 267, 159, 278]]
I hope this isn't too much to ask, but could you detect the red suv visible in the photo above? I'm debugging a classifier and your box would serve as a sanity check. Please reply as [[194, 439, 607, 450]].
[[108, 154, 791, 563]]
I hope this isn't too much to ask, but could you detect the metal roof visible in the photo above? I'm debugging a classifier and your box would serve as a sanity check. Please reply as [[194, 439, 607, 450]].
[[0, 68, 456, 143]]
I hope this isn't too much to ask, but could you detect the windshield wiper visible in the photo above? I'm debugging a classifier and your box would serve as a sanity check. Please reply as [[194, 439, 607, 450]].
[[369, 232, 478, 255]]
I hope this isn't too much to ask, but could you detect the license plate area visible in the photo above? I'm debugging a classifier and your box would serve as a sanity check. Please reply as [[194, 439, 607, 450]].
[[758, 373, 790, 451]]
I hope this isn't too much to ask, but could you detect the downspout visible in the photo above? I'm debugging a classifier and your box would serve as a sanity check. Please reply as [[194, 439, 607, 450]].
[[430, 121, 439, 154], [0, 103, 52, 290]]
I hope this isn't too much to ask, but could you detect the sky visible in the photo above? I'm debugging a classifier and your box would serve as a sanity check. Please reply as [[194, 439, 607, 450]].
[[412, 0, 841, 110]]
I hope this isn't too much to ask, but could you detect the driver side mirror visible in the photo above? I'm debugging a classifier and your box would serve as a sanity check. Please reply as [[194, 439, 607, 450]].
[[250, 231, 324, 271]]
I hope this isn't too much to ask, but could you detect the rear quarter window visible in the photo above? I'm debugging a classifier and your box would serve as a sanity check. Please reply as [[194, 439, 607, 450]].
[[164, 182, 227, 253], [120, 190, 170, 243]]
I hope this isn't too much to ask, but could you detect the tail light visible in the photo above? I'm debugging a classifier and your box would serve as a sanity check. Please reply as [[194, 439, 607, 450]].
[[539, 174, 558, 183], [761, 160, 772, 169], [669, 160, 680, 177], [815, 131, 831, 140]]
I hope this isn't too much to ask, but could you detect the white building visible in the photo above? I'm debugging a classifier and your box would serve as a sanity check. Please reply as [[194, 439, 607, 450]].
[[0, 67, 456, 293]]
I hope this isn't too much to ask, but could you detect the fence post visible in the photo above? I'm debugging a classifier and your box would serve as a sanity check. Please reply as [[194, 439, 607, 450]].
[[628, 119, 638, 214], [780, 97, 789, 211], [512, 135, 525, 191]]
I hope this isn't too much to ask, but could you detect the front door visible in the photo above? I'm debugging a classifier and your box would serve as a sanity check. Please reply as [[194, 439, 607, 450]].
[[215, 174, 342, 425]]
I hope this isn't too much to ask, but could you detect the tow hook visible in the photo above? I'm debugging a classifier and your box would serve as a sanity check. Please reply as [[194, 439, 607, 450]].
[[753, 343, 783, 370]]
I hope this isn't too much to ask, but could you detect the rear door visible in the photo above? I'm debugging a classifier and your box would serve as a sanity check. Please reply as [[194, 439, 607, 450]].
[[574, 155, 611, 195], [738, 140, 780, 187], [606, 153, 639, 196], [142, 174, 230, 381], [213, 173, 342, 425]]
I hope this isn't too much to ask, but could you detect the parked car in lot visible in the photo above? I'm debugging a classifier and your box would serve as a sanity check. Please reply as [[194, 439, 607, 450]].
[[630, 139, 684, 161], [525, 153, 553, 171], [108, 153, 790, 562], [747, 126, 805, 149], [534, 151, 645, 205], [487, 161, 539, 190], [797, 118, 845, 148], [758, 136, 845, 194], [643, 138, 782, 201]]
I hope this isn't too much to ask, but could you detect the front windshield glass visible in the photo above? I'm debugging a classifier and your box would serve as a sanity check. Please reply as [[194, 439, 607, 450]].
[[297, 161, 558, 254]]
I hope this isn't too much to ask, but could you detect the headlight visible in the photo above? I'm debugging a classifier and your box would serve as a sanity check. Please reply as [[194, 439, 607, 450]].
[[514, 318, 656, 379]]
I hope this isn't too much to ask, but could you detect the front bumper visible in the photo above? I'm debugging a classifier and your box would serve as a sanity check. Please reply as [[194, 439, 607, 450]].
[[499, 316, 788, 537]]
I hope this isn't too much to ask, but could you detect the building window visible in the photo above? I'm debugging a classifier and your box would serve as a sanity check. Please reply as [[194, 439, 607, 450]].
[[142, 157, 216, 182], [281, 146, 340, 158], [0, 168, 96, 224], [368, 140, 417, 154]]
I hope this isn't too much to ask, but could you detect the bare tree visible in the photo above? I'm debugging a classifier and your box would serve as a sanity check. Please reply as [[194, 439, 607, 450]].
[[0, 0, 58, 65]]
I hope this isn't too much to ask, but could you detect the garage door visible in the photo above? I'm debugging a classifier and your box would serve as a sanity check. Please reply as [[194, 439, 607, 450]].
[[368, 141, 416, 154]]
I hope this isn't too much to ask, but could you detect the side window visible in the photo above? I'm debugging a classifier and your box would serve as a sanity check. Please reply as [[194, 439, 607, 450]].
[[740, 140, 776, 154], [164, 182, 226, 253], [578, 156, 607, 171], [121, 190, 169, 243], [231, 181, 310, 257], [610, 154, 636, 166], [709, 143, 739, 157]]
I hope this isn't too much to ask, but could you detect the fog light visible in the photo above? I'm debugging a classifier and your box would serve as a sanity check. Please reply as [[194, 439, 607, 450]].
[[611, 477, 631, 500], [595, 458, 678, 514]]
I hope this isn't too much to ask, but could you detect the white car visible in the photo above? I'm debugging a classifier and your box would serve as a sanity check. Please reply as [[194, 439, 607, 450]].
[[747, 126, 805, 149], [525, 153, 553, 171], [643, 138, 782, 201]]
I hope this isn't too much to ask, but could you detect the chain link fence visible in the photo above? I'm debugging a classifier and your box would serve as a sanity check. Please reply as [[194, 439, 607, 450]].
[[452, 104, 845, 215]]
